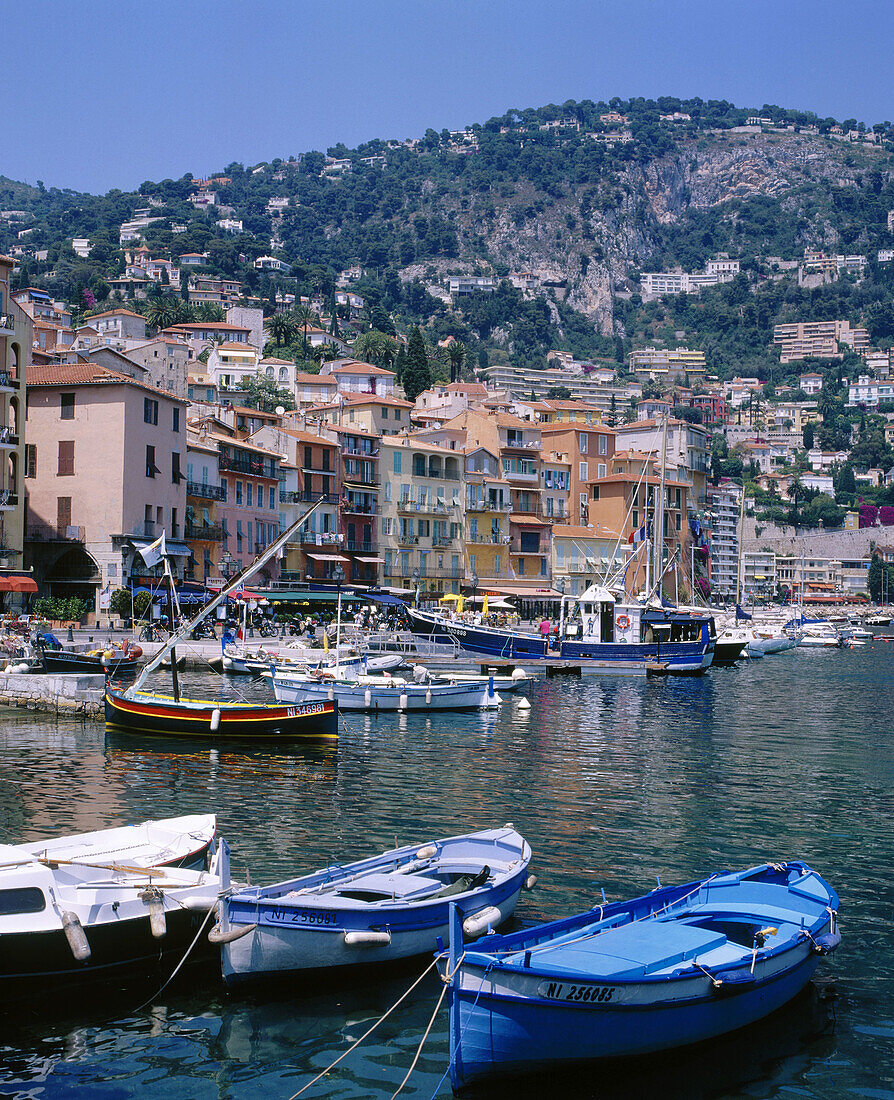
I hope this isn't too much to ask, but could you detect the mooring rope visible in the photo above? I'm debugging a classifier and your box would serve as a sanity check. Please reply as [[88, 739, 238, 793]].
[[287, 958, 438, 1099]]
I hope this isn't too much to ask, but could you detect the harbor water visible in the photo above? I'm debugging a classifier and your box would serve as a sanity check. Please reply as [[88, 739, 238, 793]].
[[0, 643, 893, 1098]]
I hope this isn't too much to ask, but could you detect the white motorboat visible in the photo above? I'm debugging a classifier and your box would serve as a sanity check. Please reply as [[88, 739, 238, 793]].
[[798, 621, 843, 648], [268, 665, 503, 711], [220, 644, 401, 677], [0, 833, 229, 1001]]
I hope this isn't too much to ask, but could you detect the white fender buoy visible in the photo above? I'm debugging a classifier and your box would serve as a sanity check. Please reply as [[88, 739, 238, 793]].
[[344, 929, 392, 947], [463, 906, 502, 938], [510, 668, 527, 682], [398, 692, 408, 711], [210, 708, 221, 732], [208, 921, 257, 944], [328, 686, 334, 701], [425, 689, 432, 705], [364, 688, 372, 708], [416, 844, 437, 860], [524, 875, 538, 890], [61, 910, 91, 961], [141, 888, 167, 939], [516, 696, 531, 710]]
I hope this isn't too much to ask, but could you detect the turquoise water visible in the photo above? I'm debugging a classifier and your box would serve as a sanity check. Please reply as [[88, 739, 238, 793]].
[[0, 643, 893, 1098]]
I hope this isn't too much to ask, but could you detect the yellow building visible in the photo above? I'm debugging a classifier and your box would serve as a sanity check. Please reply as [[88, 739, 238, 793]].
[[463, 446, 511, 585]]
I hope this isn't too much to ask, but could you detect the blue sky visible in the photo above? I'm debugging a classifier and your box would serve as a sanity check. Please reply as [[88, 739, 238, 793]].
[[7, 0, 894, 194]]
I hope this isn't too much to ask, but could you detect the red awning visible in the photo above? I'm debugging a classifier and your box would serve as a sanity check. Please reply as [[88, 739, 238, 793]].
[[0, 576, 38, 592], [306, 553, 350, 562]]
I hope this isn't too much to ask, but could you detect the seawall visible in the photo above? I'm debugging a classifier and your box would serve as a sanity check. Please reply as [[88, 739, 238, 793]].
[[0, 672, 105, 718]]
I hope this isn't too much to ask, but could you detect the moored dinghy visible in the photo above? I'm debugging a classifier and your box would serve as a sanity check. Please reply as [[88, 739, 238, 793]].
[[16, 813, 218, 871], [218, 825, 532, 987], [439, 861, 840, 1090], [0, 834, 231, 1002]]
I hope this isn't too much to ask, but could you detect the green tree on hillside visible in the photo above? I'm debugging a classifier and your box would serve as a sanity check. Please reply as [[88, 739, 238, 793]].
[[402, 327, 432, 401]]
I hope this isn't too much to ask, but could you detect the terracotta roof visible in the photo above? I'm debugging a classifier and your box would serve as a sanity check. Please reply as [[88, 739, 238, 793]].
[[279, 427, 337, 446], [27, 362, 183, 402], [444, 382, 487, 394], [589, 473, 688, 488], [214, 341, 257, 351], [294, 372, 337, 385], [167, 322, 251, 333], [540, 423, 615, 435], [494, 412, 537, 429], [84, 308, 146, 321], [327, 363, 396, 376]]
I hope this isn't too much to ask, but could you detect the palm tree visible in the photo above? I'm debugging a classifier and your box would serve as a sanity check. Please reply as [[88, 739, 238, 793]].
[[352, 329, 398, 368], [447, 341, 466, 382], [145, 294, 181, 332], [264, 312, 298, 347], [293, 304, 320, 358]]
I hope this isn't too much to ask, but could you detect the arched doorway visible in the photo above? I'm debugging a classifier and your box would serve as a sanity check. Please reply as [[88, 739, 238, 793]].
[[42, 545, 101, 614]]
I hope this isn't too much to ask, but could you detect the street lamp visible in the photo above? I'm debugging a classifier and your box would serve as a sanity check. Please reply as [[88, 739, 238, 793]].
[[332, 563, 345, 661], [412, 567, 420, 607], [557, 575, 567, 637]]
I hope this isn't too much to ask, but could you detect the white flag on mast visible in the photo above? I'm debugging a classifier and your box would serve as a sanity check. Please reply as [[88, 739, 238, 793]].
[[139, 531, 167, 569]]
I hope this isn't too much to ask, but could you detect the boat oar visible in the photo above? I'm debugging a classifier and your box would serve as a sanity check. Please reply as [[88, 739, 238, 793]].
[[36, 856, 176, 877]]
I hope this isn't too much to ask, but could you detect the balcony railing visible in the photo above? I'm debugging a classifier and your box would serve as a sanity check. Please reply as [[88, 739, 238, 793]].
[[345, 540, 375, 553], [398, 534, 419, 546], [342, 446, 379, 458], [343, 500, 377, 515], [0, 430, 19, 447], [26, 523, 85, 542], [397, 500, 452, 515], [187, 480, 227, 501], [467, 499, 512, 512], [432, 536, 455, 547], [291, 531, 343, 547], [467, 533, 505, 545], [414, 565, 464, 579], [0, 372, 19, 389], [185, 522, 225, 542], [219, 454, 279, 479], [280, 490, 340, 505], [510, 541, 544, 555]]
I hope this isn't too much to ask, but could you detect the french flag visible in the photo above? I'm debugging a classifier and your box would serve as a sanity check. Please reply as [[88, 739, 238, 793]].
[[628, 523, 648, 545]]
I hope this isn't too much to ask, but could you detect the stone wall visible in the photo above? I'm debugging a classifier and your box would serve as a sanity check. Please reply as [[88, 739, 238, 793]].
[[0, 672, 105, 717], [743, 519, 892, 560]]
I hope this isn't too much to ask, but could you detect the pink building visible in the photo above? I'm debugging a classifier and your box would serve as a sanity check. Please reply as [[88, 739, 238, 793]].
[[24, 362, 188, 623]]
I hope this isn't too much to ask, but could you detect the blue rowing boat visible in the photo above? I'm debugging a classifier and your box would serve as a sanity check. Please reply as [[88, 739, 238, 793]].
[[439, 861, 840, 1090]]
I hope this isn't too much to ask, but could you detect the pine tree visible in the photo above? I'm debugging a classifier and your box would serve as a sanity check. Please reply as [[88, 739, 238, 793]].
[[402, 327, 432, 401], [394, 343, 407, 384]]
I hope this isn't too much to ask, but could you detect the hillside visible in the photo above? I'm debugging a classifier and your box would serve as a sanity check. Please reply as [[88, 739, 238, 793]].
[[3, 95, 894, 378]]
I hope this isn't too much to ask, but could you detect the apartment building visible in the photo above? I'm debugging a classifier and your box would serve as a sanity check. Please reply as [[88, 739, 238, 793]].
[[251, 425, 341, 585], [463, 446, 511, 587], [614, 418, 710, 507], [214, 435, 284, 583], [773, 320, 870, 363], [706, 483, 741, 600], [329, 426, 379, 585], [379, 438, 463, 595], [0, 257, 29, 582], [185, 434, 226, 584], [628, 347, 707, 383], [24, 363, 188, 621], [552, 524, 628, 596]]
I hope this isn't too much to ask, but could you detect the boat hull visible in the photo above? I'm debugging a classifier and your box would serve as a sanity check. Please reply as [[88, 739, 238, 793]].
[[270, 677, 501, 711], [105, 688, 338, 739], [1, 906, 216, 1001], [220, 826, 531, 987], [442, 861, 840, 1090], [428, 614, 714, 672], [448, 950, 820, 1089], [43, 651, 140, 677]]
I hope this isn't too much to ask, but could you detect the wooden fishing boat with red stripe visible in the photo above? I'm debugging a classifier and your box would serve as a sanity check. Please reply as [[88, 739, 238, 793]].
[[105, 500, 339, 742], [105, 687, 337, 739]]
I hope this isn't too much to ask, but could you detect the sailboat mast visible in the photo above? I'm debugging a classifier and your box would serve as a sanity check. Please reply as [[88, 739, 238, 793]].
[[655, 415, 668, 599], [128, 498, 326, 694]]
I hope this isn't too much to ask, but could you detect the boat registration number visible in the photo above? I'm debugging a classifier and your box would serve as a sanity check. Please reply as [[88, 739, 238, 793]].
[[286, 703, 328, 716], [537, 981, 616, 1004], [266, 907, 338, 926]]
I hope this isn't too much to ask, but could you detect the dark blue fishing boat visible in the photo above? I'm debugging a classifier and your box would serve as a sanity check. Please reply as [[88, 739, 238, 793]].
[[439, 861, 840, 1090], [410, 586, 716, 673]]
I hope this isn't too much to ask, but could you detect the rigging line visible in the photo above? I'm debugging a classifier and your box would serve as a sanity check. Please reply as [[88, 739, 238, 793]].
[[391, 981, 448, 1099], [287, 958, 438, 1100]]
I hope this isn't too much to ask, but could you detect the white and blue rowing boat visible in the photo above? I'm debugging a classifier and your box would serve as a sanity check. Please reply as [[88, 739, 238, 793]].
[[217, 825, 532, 986], [440, 860, 840, 1089]]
